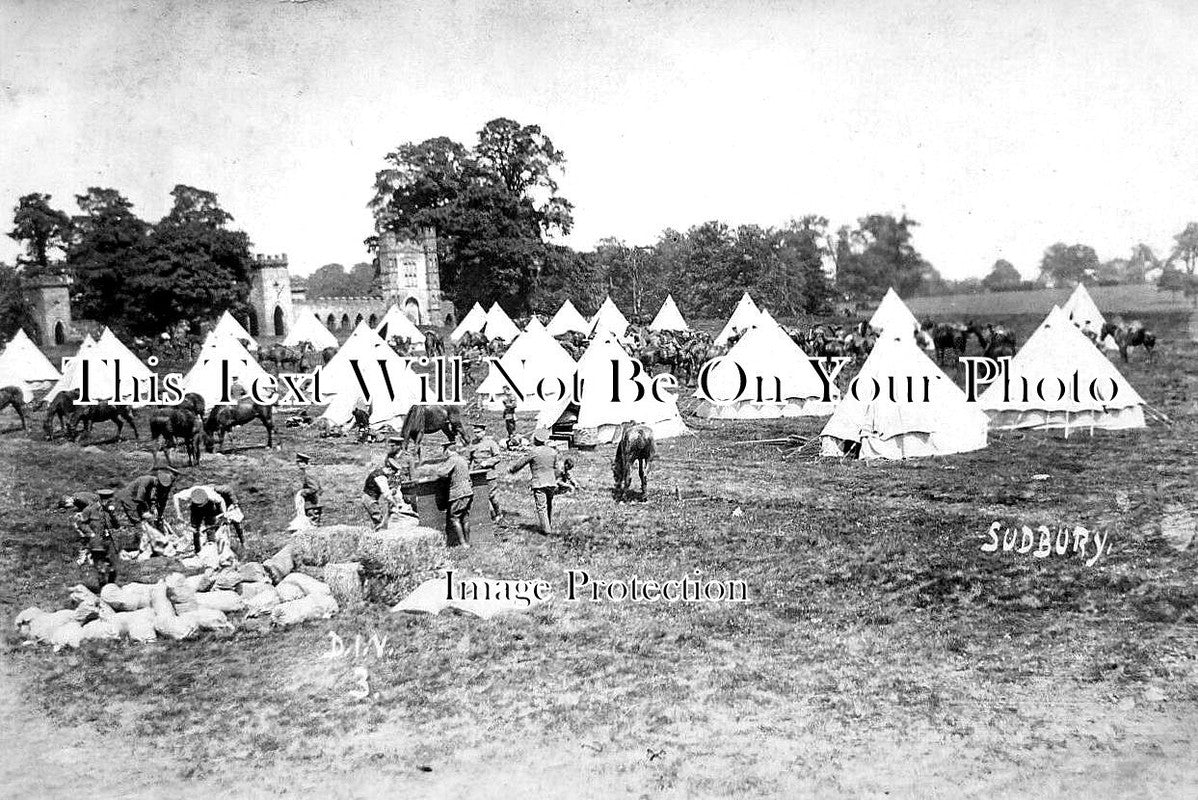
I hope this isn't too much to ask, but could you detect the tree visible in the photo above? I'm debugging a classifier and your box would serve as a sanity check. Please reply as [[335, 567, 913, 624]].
[[531, 245, 605, 315], [8, 194, 72, 275], [835, 214, 931, 299], [1169, 222, 1198, 286], [1158, 261, 1188, 296], [0, 264, 37, 342], [371, 119, 574, 313], [307, 262, 374, 298], [1038, 243, 1099, 286], [982, 259, 1022, 291], [66, 187, 152, 326]]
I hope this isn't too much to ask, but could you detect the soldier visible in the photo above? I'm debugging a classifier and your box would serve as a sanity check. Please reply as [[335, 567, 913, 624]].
[[501, 386, 518, 440], [172, 484, 240, 554], [297, 452, 322, 525], [116, 466, 177, 528], [77, 489, 122, 587], [420, 443, 474, 547], [508, 428, 559, 535], [467, 421, 503, 521], [60, 491, 101, 564], [361, 451, 409, 530]]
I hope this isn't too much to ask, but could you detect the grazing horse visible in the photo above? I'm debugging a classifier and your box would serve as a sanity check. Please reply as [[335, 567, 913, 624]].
[[44, 390, 78, 439], [398, 403, 466, 456], [982, 325, 1018, 359], [0, 386, 27, 431], [71, 402, 138, 442], [1102, 322, 1156, 364], [150, 407, 204, 465], [613, 422, 655, 501], [203, 400, 275, 452]]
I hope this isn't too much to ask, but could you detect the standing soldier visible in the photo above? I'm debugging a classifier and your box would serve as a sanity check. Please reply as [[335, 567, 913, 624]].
[[77, 489, 122, 588], [501, 386, 518, 441], [467, 422, 503, 521], [508, 428, 559, 535], [420, 443, 474, 547], [297, 452, 322, 525]]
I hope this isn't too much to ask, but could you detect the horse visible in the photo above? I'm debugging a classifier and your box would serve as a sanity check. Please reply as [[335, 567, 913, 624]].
[[0, 386, 27, 431], [423, 330, 445, 356], [203, 400, 275, 452], [43, 390, 78, 439], [150, 407, 204, 465], [260, 343, 312, 372], [398, 403, 466, 457], [923, 321, 971, 366], [70, 402, 139, 442], [982, 324, 1017, 360], [613, 422, 655, 501], [1102, 322, 1156, 364]]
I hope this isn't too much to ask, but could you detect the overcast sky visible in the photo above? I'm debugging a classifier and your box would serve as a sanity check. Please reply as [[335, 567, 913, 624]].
[[2, 0, 1196, 279]]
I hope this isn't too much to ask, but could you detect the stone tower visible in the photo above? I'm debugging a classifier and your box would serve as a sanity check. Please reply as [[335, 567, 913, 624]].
[[23, 274, 75, 346], [248, 254, 293, 338], [375, 228, 444, 325]]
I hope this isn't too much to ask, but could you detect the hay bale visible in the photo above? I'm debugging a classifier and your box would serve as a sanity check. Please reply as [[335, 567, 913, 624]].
[[358, 525, 443, 578], [289, 525, 365, 567], [325, 562, 364, 608]]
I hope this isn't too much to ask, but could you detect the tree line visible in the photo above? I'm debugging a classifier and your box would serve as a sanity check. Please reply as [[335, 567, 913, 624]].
[[5, 116, 1197, 342]]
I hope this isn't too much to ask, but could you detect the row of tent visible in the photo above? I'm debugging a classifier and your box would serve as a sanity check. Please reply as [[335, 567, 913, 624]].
[[450, 294, 693, 344], [1, 283, 1144, 460]]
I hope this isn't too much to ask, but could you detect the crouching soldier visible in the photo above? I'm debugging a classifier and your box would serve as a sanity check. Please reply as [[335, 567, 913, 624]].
[[60, 491, 101, 565], [77, 489, 122, 588], [173, 484, 241, 554], [297, 452, 322, 525], [116, 466, 178, 554]]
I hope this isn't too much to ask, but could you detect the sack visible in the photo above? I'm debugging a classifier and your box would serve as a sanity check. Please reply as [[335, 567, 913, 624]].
[[270, 594, 339, 626], [49, 620, 85, 650], [165, 573, 199, 614], [263, 544, 295, 584], [244, 586, 282, 617], [22, 609, 75, 642], [69, 584, 99, 605], [276, 581, 306, 603], [14, 606, 45, 633], [81, 619, 121, 641], [237, 581, 273, 600], [186, 572, 215, 593], [115, 608, 157, 643], [149, 581, 175, 618], [73, 597, 101, 624], [179, 608, 233, 632], [237, 562, 269, 585], [279, 572, 332, 598], [195, 590, 245, 613], [100, 583, 154, 612], [153, 613, 198, 640], [212, 568, 243, 592], [225, 505, 245, 524]]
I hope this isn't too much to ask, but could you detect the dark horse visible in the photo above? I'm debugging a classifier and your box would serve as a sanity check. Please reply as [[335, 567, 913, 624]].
[[398, 403, 466, 456], [44, 389, 78, 439], [1102, 322, 1156, 364], [0, 386, 27, 431], [71, 402, 139, 442], [612, 422, 655, 501], [203, 400, 275, 452], [150, 393, 206, 466]]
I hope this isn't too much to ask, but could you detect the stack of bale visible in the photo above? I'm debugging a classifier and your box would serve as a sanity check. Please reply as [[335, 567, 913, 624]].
[[14, 560, 339, 650], [276, 522, 445, 606]]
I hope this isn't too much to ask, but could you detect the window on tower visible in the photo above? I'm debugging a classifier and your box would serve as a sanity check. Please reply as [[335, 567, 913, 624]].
[[403, 259, 417, 280]]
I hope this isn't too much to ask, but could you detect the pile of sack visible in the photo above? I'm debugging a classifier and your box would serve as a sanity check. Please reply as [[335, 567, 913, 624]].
[[15, 561, 339, 651]]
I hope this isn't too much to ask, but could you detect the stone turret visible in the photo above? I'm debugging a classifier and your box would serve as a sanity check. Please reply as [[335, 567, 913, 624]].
[[23, 273, 75, 346], [248, 254, 293, 338], [375, 228, 444, 325]]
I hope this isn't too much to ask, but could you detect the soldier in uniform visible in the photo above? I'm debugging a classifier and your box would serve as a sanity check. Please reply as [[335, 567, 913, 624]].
[[420, 443, 474, 547], [508, 428, 560, 535], [77, 489, 122, 587], [467, 422, 503, 521], [501, 386, 518, 440], [297, 452, 322, 525], [172, 484, 240, 554]]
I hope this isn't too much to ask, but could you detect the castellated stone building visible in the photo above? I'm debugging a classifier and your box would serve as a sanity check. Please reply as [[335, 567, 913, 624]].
[[246, 228, 449, 338]]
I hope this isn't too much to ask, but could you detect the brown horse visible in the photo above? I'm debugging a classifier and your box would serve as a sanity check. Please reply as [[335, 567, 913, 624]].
[[0, 386, 27, 431], [151, 407, 204, 465], [398, 403, 465, 456], [1102, 322, 1156, 364], [260, 343, 313, 372], [43, 390, 78, 439], [203, 400, 275, 452], [613, 422, 655, 501], [71, 402, 139, 442]]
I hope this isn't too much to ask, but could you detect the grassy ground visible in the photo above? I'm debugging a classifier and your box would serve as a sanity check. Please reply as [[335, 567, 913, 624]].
[[905, 284, 1196, 318], [1, 312, 1197, 798]]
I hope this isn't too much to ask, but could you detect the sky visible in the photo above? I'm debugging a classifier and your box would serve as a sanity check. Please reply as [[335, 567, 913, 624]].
[[2, 0, 1196, 280]]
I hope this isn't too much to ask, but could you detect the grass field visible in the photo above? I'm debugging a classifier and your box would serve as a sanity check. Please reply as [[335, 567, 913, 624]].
[[2, 311, 1197, 798], [905, 284, 1196, 318]]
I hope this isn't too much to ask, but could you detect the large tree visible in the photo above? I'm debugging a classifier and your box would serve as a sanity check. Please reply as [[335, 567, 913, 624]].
[[982, 259, 1022, 291], [305, 262, 374, 298], [1038, 242, 1099, 286], [0, 264, 37, 342], [8, 193, 72, 275], [1169, 222, 1198, 292], [370, 119, 573, 313], [835, 214, 931, 299], [66, 187, 152, 326]]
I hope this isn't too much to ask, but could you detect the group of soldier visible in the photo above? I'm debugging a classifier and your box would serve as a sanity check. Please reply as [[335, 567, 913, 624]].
[[61, 403, 580, 589]]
